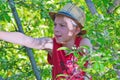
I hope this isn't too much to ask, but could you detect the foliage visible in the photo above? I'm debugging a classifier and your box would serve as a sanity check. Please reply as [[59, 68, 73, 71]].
[[0, 0, 120, 80]]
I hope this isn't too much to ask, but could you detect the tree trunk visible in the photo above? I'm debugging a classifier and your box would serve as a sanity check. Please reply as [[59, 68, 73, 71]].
[[8, 0, 41, 80]]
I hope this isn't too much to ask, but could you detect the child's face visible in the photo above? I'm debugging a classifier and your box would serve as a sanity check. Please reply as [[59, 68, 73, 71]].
[[54, 15, 80, 44]]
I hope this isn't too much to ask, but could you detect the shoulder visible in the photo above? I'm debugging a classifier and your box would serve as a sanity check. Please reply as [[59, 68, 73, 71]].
[[80, 38, 92, 49]]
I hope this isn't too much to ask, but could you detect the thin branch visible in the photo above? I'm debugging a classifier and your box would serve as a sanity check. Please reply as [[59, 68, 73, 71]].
[[107, 0, 120, 13], [0, 76, 4, 80], [85, 0, 98, 15], [8, 0, 41, 80]]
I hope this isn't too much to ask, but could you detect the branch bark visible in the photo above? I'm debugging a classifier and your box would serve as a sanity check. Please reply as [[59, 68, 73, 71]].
[[107, 0, 120, 13], [8, 0, 41, 80], [85, 0, 98, 15], [0, 76, 4, 80]]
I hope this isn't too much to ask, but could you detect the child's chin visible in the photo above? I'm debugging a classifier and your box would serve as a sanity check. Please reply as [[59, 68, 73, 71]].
[[56, 40, 61, 44], [56, 40, 63, 44]]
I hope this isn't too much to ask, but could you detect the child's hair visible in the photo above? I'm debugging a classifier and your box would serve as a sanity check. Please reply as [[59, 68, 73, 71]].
[[70, 19, 86, 36]]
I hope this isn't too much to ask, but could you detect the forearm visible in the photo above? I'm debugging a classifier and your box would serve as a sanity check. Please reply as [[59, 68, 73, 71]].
[[0, 31, 53, 50], [0, 31, 26, 45]]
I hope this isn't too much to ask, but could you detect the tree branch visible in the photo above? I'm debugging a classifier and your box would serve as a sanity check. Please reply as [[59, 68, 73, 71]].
[[0, 76, 4, 80], [8, 0, 41, 80], [107, 0, 120, 13], [85, 0, 98, 15]]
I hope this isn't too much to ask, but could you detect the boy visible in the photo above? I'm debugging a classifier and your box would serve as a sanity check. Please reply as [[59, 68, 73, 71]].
[[0, 3, 92, 80]]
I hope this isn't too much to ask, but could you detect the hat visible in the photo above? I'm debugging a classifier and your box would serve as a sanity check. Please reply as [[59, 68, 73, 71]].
[[49, 3, 86, 28]]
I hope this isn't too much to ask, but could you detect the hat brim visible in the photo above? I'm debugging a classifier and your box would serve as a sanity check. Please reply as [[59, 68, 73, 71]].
[[49, 12, 83, 28]]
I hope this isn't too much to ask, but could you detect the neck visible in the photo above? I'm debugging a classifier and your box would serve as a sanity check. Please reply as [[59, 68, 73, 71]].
[[62, 37, 76, 49]]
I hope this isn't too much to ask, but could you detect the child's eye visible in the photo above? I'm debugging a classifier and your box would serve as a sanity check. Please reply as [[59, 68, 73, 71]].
[[54, 23, 56, 26], [60, 24, 65, 27]]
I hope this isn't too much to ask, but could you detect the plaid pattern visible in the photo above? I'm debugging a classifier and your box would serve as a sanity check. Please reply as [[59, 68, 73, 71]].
[[49, 3, 86, 27]]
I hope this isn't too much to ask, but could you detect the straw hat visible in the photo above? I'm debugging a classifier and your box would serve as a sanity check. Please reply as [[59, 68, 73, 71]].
[[49, 3, 86, 28]]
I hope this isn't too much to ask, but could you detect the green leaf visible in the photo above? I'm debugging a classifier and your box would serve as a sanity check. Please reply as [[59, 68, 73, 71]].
[[4, 13, 11, 22], [73, 51, 79, 57], [56, 74, 68, 78], [57, 47, 69, 51], [93, 62, 99, 71], [99, 63, 104, 72]]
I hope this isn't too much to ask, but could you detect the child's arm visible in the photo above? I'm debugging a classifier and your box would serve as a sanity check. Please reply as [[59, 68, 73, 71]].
[[0, 31, 53, 50]]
